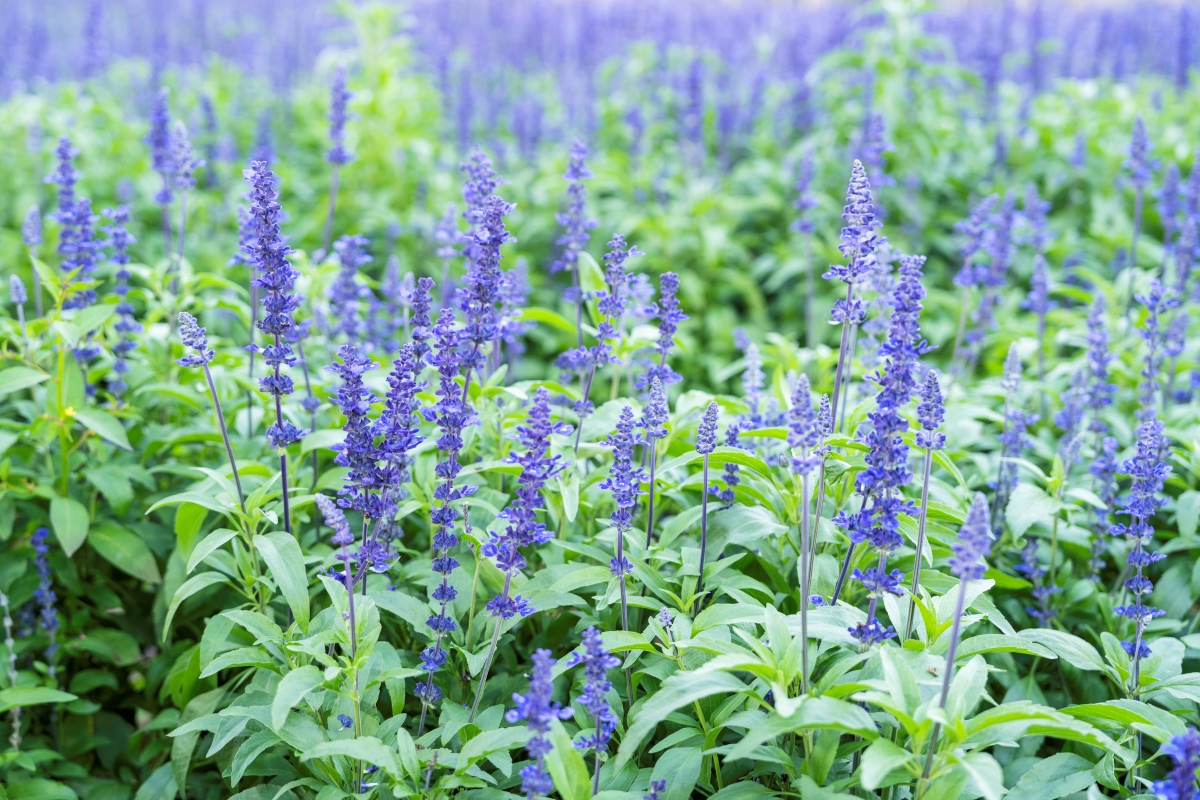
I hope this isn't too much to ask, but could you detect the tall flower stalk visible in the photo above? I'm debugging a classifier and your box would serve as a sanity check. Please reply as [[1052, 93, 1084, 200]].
[[1, 589, 20, 751], [323, 67, 354, 256], [1125, 115, 1156, 311], [105, 205, 139, 401], [22, 205, 42, 317], [788, 374, 821, 693], [993, 344, 1036, 536], [919, 493, 993, 791], [695, 402, 719, 603], [551, 140, 598, 347], [1113, 419, 1169, 697], [147, 88, 174, 256], [793, 147, 818, 350], [904, 370, 945, 640], [1134, 280, 1179, 422], [951, 196, 998, 364], [603, 406, 645, 635], [178, 312, 245, 510], [639, 272, 687, 392], [416, 308, 477, 737], [171, 120, 203, 275], [641, 377, 669, 549], [568, 626, 621, 794], [470, 389, 570, 720], [506, 649, 572, 800], [243, 160, 306, 533], [824, 160, 886, 432], [10, 277, 27, 342]]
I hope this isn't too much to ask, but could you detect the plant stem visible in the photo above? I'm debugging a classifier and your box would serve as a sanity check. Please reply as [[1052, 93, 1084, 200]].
[[799, 471, 811, 695], [918, 578, 970, 794], [829, 284, 855, 433], [176, 189, 189, 270], [323, 166, 340, 257], [805, 232, 815, 352], [28, 248, 42, 317], [904, 448, 934, 640], [202, 363, 246, 511], [468, 572, 511, 722], [644, 441, 659, 549], [696, 456, 711, 603], [951, 285, 970, 366], [1125, 186, 1143, 319]]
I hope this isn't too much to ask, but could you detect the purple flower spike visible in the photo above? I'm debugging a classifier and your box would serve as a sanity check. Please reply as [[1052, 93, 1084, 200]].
[[568, 626, 620, 759], [824, 160, 886, 289], [601, 406, 645, 580], [696, 401, 719, 455], [1151, 728, 1200, 800], [638, 272, 687, 390], [916, 371, 945, 450], [327, 67, 355, 166], [950, 493, 993, 581], [788, 374, 821, 475], [331, 234, 371, 343], [507, 649, 573, 800]]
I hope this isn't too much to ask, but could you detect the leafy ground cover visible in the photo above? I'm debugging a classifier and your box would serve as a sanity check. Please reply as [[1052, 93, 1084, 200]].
[[1, 2, 1200, 799]]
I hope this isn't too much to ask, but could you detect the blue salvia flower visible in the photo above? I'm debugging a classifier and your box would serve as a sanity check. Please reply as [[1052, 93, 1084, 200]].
[[568, 626, 621, 792], [1176, 216, 1196, 299], [485, 388, 571, 607], [641, 376, 670, 548], [1085, 297, 1115, 435], [374, 343, 426, 514], [1088, 436, 1119, 581], [838, 255, 929, 641], [409, 277, 435, 365], [1126, 115, 1156, 189], [953, 195, 999, 290], [600, 406, 645, 635], [551, 140, 598, 279], [23, 205, 42, 249], [326, 344, 381, 519], [1054, 369, 1088, 445], [460, 195, 515, 378], [1134, 279, 1180, 421], [1014, 539, 1060, 624], [951, 493, 993, 583], [105, 206, 139, 399], [916, 370, 945, 451], [416, 308, 477, 733], [963, 195, 1015, 366], [1023, 183, 1051, 255], [171, 121, 202, 191], [824, 159, 885, 310], [200, 95, 220, 189], [644, 780, 667, 800], [1164, 310, 1189, 409], [336, 713, 353, 731], [1151, 728, 1200, 800], [993, 344, 1037, 535], [1023, 254, 1053, 382], [506, 649, 573, 800], [147, 88, 174, 205], [327, 67, 355, 166], [46, 137, 98, 310], [711, 425, 740, 508], [497, 256, 531, 362], [243, 160, 306, 450], [638, 272, 687, 390], [787, 374, 821, 477], [697, 402, 719, 455], [1160, 163, 1182, 261], [229, 205, 256, 270], [30, 528, 60, 681], [331, 234, 371, 343], [695, 401, 720, 599], [10, 277, 27, 339], [434, 204, 460, 302], [1112, 419, 1170, 670], [315, 494, 359, 655], [740, 340, 766, 424], [177, 313, 214, 366], [469, 389, 572, 719], [791, 146, 817, 236]]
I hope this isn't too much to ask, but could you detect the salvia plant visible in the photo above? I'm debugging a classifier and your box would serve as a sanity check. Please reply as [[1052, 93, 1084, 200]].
[[2, 2, 1200, 799]]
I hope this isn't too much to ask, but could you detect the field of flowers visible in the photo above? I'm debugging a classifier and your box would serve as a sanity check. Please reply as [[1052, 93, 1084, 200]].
[[2, 0, 1200, 798]]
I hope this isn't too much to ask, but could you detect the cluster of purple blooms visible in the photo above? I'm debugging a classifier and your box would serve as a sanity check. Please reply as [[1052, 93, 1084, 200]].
[[507, 649, 573, 800], [567, 627, 620, 770], [602, 406, 646, 581], [327, 67, 355, 166], [30, 528, 59, 679], [105, 206, 139, 399], [331, 234, 372, 343]]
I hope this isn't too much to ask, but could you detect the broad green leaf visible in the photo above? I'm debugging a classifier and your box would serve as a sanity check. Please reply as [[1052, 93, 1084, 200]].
[[1019, 629, 1105, 672], [199, 647, 278, 678], [85, 468, 134, 513], [301, 737, 403, 780], [255, 533, 311, 632], [708, 784, 780, 800], [725, 695, 879, 761], [956, 634, 1055, 661], [0, 366, 50, 396], [859, 737, 914, 791], [0, 686, 78, 713], [89, 523, 161, 583], [651, 746, 702, 800], [231, 730, 281, 786], [5, 779, 78, 800], [1005, 483, 1061, 541], [271, 667, 324, 732], [74, 407, 132, 450], [163, 572, 230, 640], [1005, 753, 1095, 800], [50, 495, 89, 557], [545, 719, 591, 800], [456, 726, 530, 771], [172, 687, 224, 799], [187, 528, 240, 574], [1177, 490, 1200, 540]]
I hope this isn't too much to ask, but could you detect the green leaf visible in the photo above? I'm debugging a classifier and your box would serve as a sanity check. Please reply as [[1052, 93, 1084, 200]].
[[199, 647, 278, 678], [5, 780, 78, 800], [299, 429, 344, 456], [231, 730, 281, 786], [1177, 490, 1200, 540], [89, 523, 162, 583], [172, 687, 224, 799], [187, 529, 240, 575], [1018, 630, 1105, 672], [558, 473, 579, 522], [301, 737, 403, 780], [271, 667, 324, 732], [1005, 483, 1061, 541], [0, 367, 50, 396], [517, 306, 577, 334], [1005, 753, 1095, 800], [74, 407, 132, 450], [859, 738, 914, 791], [162, 572, 230, 640], [456, 726, 530, 771], [708, 785, 780, 800], [725, 695, 880, 761], [615, 670, 750, 768], [545, 719, 591, 800], [50, 495, 89, 557], [85, 468, 134, 513], [652, 747, 703, 800], [254, 533, 311, 633], [0, 686, 78, 713], [956, 634, 1055, 661]]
